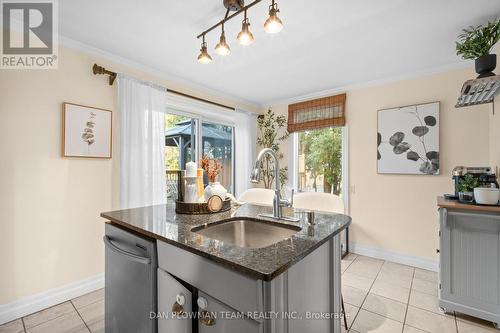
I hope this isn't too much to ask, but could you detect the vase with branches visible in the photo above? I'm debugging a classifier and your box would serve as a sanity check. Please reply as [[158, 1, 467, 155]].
[[256, 109, 289, 189], [200, 155, 223, 183], [200, 154, 227, 200]]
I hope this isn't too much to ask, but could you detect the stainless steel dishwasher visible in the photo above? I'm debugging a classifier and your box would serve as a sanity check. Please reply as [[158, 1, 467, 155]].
[[104, 223, 157, 333]]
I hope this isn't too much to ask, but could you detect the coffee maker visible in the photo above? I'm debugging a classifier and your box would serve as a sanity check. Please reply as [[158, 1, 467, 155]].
[[445, 166, 499, 200]]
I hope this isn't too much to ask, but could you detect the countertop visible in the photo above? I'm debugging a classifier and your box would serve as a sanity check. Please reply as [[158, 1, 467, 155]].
[[101, 203, 351, 281], [437, 196, 500, 213]]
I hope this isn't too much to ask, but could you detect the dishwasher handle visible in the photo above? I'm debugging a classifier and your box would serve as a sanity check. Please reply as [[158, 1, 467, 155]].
[[103, 236, 151, 265]]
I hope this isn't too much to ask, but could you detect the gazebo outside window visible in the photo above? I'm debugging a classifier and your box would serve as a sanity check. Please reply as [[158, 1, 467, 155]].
[[165, 115, 234, 199]]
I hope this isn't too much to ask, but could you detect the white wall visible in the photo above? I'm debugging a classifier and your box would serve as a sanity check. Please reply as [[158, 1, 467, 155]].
[[266, 66, 492, 264]]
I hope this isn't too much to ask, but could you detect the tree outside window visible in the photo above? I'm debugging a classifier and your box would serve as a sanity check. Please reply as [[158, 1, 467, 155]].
[[298, 127, 342, 194]]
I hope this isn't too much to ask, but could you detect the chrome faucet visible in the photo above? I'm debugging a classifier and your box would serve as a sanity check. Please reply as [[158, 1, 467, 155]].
[[250, 148, 299, 222]]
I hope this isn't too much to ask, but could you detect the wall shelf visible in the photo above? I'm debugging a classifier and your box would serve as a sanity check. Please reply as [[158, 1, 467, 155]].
[[455, 75, 500, 108]]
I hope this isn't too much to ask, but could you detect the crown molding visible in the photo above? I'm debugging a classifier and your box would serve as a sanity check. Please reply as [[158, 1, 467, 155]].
[[58, 34, 261, 111], [59, 33, 471, 112], [263, 60, 471, 107]]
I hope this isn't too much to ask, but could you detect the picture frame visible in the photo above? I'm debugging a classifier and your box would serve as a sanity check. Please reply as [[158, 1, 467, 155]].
[[62, 102, 112, 158], [377, 101, 440, 175]]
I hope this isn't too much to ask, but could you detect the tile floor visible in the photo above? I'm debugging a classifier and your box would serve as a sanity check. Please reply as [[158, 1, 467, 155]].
[[0, 289, 103, 333], [341, 253, 499, 333], [1, 254, 498, 333]]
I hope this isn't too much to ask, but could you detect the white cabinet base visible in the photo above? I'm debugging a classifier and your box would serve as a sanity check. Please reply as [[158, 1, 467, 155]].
[[439, 208, 500, 327], [158, 235, 343, 333]]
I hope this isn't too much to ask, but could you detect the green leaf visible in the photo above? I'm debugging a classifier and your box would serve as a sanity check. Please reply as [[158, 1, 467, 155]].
[[456, 19, 500, 60]]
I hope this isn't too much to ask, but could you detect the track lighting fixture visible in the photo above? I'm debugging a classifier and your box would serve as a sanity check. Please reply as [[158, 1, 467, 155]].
[[196, 0, 284, 63], [197, 35, 212, 64], [215, 24, 231, 56], [264, 0, 283, 33], [237, 10, 254, 46]]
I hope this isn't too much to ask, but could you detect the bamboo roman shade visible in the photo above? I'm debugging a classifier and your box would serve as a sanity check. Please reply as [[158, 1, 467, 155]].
[[287, 93, 346, 133]]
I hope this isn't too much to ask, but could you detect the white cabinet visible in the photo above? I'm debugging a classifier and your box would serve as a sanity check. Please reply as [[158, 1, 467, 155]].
[[197, 292, 261, 333], [439, 209, 500, 327], [158, 269, 193, 333], [157, 234, 342, 333]]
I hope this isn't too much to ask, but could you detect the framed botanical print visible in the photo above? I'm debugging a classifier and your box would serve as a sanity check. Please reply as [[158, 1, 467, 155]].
[[62, 103, 112, 158], [377, 102, 439, 175]]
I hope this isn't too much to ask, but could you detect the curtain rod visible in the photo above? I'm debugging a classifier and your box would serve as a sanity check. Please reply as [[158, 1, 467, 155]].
[[92, 64, 236, 111]]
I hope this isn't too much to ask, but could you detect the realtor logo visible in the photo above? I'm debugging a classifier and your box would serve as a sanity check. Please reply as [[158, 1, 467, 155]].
[[1, 0, 58, 69]]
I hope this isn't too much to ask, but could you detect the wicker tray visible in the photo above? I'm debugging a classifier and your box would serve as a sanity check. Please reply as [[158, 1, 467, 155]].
[[175, 198, 231, 215]]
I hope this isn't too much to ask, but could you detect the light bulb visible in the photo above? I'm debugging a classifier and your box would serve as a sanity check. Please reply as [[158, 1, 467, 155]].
[[264, 3, 283, 33], [197, 42, 212, 64], [237, 19, 254, 46], [215, 32, 231, 56]]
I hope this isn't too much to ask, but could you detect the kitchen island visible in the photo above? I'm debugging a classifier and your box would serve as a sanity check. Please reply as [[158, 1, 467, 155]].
[[437, 197, 500, 328], [101, 203, 351, 333]]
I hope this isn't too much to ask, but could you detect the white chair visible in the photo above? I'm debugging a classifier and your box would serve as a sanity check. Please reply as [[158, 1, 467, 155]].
[[292, 192, 345, 214], [238, 188, 275, 206]]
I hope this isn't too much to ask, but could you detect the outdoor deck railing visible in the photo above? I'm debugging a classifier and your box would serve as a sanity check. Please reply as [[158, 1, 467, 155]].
[[166, 170, 181, 199]]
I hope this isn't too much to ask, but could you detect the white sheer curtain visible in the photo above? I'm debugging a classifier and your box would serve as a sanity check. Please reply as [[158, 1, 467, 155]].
[[234, 109, 257, 198], [118, 74, 167, 208]]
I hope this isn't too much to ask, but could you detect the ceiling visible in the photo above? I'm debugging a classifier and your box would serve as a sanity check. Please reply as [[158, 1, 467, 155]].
[[60, 0, 500, 106]]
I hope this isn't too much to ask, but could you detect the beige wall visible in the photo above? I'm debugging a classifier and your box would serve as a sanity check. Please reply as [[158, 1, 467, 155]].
[[268, 67, 492, 261], [0, 45, 257, 304], [1, 39, 497, 305]]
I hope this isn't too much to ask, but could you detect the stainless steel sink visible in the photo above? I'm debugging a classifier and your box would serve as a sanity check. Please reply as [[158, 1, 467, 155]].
[[191, 219, 301, 249]]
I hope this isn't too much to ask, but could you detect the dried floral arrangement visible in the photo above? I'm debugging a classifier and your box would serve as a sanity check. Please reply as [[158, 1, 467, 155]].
[[200, 155, 223, 183]]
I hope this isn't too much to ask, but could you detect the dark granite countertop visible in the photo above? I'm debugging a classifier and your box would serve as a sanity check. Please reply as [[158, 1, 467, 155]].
[[101, 203, 351, 281]]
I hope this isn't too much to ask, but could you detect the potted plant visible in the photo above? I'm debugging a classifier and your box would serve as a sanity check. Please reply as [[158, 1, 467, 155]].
[[458, 174, 479, 203], [256, 109, 289, 190], [456, 19, 500, 78]]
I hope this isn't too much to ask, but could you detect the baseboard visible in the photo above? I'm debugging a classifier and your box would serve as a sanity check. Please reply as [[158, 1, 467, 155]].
[[350, 243, 438, 272], [0, 273, 104, 325]]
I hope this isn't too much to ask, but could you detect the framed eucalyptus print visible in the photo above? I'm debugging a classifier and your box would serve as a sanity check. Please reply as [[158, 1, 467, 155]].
[[377, 102, 439, 175], [62, 103, 112, 158]]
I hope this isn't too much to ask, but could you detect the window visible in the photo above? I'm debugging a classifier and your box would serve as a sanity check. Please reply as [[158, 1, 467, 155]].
[[164, 112, 235, 198], [293, 126, 349, 257], [202, 121, 233, 191], [165, 114, 195, 171], [297, 127, 343, 194], [288, 93, 349, 257]]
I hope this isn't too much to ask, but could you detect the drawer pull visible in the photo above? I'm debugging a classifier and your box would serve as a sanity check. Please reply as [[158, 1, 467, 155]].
[[172, 293, 186, 315], [199, 311, 216, 326], [197, 297, 216, 326], [172, 302, 184, 315]]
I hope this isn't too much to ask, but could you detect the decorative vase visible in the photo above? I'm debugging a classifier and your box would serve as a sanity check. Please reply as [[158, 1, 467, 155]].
[[458, 191, 474, 203], [475, 54, 496, 78], [204, 182, 227, 201]]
